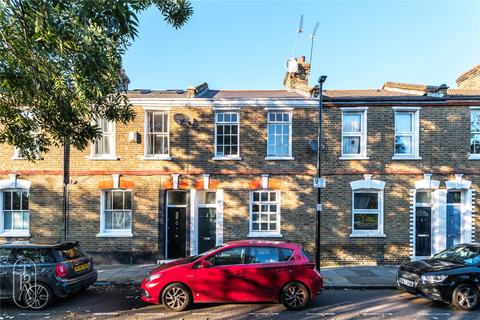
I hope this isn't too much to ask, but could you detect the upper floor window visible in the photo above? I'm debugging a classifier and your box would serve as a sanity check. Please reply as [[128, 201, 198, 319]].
[[91, 118, 115, 159], [1, 189, 29, 236], [249, 190, 281, 237], [99, 189, 132, 237], [214, 112, 240, 159], [145, 111, 169, 158], [267, 112, 292, 159], [394, 108, 420, 159], [470, 109, 480, 159], [341, 108, 367, 159]]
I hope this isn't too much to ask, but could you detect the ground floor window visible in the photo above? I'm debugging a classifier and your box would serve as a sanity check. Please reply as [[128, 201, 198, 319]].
[[249, 190, 280, 236], [99, 189, 132, 236], [352, 191, 382, 234], [1, 189, 29, 234]]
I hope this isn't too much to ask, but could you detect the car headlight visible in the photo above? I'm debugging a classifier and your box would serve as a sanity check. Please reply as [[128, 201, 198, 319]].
[[146, 273, 162, 282], [420, 274, 448, 283]]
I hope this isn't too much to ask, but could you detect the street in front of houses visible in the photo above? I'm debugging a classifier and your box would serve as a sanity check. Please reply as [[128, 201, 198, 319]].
[[0, 286, 477, 320]]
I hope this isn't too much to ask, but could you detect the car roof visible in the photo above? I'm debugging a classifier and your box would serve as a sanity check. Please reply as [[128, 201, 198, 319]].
[[224, 240, 301, 249], [0, 241, 78, 249]]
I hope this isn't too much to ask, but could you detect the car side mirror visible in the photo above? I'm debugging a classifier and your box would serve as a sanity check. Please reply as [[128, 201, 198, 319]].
[[200, 259, 213, 268]]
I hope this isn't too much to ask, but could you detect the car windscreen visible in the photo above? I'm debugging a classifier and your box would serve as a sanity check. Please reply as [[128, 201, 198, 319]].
[[184, 245, 224, 263], [432, 246, 480, 265], [55, 245, 86, 261]]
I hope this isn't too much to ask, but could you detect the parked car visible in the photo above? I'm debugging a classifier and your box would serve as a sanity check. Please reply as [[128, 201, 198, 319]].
[[141, 240, 323, 311], [0, 241, 97, 310], [397, 244, 480, 311]]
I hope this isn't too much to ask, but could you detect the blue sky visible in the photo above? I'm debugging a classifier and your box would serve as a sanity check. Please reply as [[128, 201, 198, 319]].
[[123, 1, 480, 91]]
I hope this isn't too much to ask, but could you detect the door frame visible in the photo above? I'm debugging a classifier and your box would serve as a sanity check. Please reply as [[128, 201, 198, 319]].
[[413, 189, 434, 260], [190, 189, 224, 256], [165, 190, 188, 260]]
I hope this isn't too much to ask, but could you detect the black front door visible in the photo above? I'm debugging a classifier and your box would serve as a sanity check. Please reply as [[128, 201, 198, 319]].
[[415, 207, 431, 256], [198, 208, 216, 254], [167, 207, 186, 259]]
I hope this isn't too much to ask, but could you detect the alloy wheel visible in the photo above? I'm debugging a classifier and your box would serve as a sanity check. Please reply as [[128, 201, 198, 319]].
[[456, 286, 478, 309], [164, 287, 187, 310], [284, 284, 306, 308], [24, 284, 50, 310]]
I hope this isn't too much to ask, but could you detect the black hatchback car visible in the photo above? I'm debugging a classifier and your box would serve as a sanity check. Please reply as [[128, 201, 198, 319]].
[[0, 241, 97, 309], [397, 244, 480, 311]]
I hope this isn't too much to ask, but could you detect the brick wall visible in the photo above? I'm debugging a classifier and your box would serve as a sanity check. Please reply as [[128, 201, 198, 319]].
[[0, 101, 479, 265]]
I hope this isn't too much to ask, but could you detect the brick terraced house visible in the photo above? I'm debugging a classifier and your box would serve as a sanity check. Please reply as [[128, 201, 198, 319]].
[[0, 62, 479, 265]]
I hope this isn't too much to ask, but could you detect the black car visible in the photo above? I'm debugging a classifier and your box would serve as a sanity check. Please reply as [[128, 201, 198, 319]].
[[397, 244, 480, 311], [0, 241, 97, 310]]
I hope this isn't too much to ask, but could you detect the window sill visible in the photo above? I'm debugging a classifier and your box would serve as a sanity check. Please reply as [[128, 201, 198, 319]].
[[212, 156, 242, 161], [87, 156, 119, 161], [392, 155, 422, 160], [141, 155, 172, 161], [468, 155, 480, 160], [339, 156, 369, 160], [96, 232, 133, 238], [264, 156, 294, 161], [349, 233, 386, 238], [247, 232, 283, 238], [0, 231, 31, 237]]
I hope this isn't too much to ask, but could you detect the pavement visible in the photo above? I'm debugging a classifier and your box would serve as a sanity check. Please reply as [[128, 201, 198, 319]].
[[95, 263, 399, 289]]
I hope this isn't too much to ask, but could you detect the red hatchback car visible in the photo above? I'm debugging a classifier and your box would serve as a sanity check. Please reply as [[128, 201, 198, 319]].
[[141, 240, 323, 312]]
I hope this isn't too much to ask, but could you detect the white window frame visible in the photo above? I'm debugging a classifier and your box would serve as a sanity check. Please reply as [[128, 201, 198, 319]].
[[89, 118, 117, 160], [393, 107, 421, 160], [351, 190, 384, 237], [469, 107, 480, 160], [143, 111, 171, 160], [0, 189, 30, 237], [340, 107, 368, 160], [12, 128, 42, 160], [265, 111, 293, 160], [97, 189, 133, 237], [248, 190, 282, 238], [213, 111, 241, 160]]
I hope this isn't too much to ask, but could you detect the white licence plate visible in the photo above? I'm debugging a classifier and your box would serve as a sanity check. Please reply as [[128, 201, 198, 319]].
[[398, 277, 416, 288]]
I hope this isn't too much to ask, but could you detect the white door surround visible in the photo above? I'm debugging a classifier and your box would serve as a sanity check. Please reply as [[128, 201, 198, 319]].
[[410, 174, 475, 261]]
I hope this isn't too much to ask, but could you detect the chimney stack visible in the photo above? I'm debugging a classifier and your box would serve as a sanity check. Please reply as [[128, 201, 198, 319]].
[[456, 65, 480, 89], [284, 56, 311, 95]]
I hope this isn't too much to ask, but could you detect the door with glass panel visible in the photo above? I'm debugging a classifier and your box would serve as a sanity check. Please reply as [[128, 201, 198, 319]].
[[415, 191, 432, 257], [446, 191, 462, 248], [198, 191, 216, 254], [166, 191, 187, 259]]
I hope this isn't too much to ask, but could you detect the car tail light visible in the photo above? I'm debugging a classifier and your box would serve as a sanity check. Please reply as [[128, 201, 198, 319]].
[[56, 263, 68, 278]]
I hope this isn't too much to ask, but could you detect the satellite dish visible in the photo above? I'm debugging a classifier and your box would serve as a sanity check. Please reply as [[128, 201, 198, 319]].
[[286, 58, 298, 73], [174, 113, 191, 126]]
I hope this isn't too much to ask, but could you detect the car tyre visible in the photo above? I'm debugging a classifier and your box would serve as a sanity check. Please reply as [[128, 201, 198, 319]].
[[452, 283, 479, 311], [161, 283, 192, 312], [281, 282, 310, 311], [22, 282, 53, 310]]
